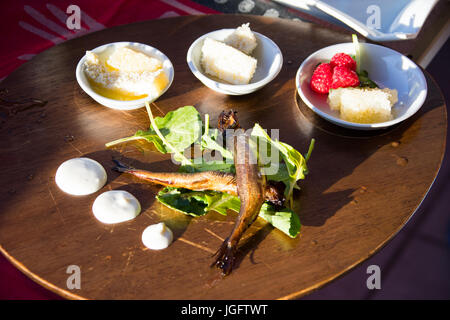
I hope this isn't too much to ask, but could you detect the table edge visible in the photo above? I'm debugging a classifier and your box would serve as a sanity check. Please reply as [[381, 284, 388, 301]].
[[0, 15, 447, 301]]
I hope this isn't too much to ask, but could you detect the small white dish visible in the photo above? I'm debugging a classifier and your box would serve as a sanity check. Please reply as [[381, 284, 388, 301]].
[[76, 42, 174, 110], [296, 42, 427, 130], [186, 29, 283, 95]]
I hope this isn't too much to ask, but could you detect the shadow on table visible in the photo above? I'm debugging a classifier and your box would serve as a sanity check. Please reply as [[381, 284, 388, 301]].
[[232, 74, 445, 229]]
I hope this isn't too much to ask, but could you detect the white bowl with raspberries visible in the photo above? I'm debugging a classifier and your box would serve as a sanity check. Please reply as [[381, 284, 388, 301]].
[[296, 42, 427, 130]]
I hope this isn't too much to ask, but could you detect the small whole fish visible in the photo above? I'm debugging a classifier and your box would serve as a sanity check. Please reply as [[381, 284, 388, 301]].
[[112, 160, 284, 206], [113, 160, 237, 195], [211, 126, 266, 275]]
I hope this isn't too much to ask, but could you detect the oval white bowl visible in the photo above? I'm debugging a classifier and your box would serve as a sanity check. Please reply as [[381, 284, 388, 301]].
[[296, 42, 427, 130], [76, 42, 174, 110], [187, 29, 283, 95]]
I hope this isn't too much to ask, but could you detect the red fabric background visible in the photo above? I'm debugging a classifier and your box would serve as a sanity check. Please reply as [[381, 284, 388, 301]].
[[0, 0, 217, 78], [0, 0, 217, 299]]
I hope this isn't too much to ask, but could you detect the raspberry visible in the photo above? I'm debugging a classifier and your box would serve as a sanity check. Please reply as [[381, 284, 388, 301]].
[[331, 66, 360, 89], [310, 63, 332, 94], [330, 53, 356, 71]]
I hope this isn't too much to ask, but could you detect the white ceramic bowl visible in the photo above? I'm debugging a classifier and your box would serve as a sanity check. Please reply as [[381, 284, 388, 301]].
[[76, 42, 174, 110], [296, 42, 427, 130], [186, 29, 283, 95]]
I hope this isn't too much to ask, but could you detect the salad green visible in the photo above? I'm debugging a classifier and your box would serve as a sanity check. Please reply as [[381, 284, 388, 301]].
[[106, 102, 314, 238], [352, 34, 378, 88]]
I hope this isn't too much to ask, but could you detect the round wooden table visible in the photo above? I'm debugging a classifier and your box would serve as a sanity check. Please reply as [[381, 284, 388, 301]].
[[0, 15, 446, 300]]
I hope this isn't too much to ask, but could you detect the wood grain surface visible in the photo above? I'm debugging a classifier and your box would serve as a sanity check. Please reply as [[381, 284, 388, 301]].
[[0, 14, 446, 300]]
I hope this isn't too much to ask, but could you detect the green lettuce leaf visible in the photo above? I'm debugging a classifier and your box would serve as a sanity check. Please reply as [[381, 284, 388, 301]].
[[156, 188, 210, 217], [156, 187, 301, 237], [261, 162, 300, 191], [357, 70, 379, 88], [200, 113, 234, 160], [352, 34, 361, 74], [201, 129, 234, 160], [156, 187, 239, 217], [179, 159, 235, 174], [250, 123, 311, 204], [105, 105, 202, 154], [259, 203, 301, 238], [203, 192, 241, 216]]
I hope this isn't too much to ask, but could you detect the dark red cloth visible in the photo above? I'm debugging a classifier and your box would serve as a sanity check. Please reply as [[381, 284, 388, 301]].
[[0, 0, 217, 79], [0, 0, 217, 300]]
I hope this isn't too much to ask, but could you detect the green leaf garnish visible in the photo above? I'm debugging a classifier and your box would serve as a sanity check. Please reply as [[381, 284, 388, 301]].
[[352, 34, 361, 74], [179, 159, 235, 174], [201, 116, 234, 160], [259, 203, 301, 238], [156, 187, 210, 217], [157, 187, 301, 238], [105, 105, 202, 163], [357, 70, 379, 88], [250, 124, 313, 207]]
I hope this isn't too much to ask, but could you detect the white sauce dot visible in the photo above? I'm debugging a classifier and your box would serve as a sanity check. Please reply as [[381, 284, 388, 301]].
[[55, 158, 107, 196], [92, 190, 141, 224], [238, 0, 255, 13], [142, 222, 173, 250], [263, 8, 280, 18]]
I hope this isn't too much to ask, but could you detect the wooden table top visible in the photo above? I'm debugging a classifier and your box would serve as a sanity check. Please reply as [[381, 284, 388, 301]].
[[0, 14, 446, 300]]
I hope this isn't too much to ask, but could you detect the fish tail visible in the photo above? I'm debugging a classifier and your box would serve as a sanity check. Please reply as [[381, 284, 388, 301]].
[[211, 237, 236, 276], [112, 159, 133, 173]]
